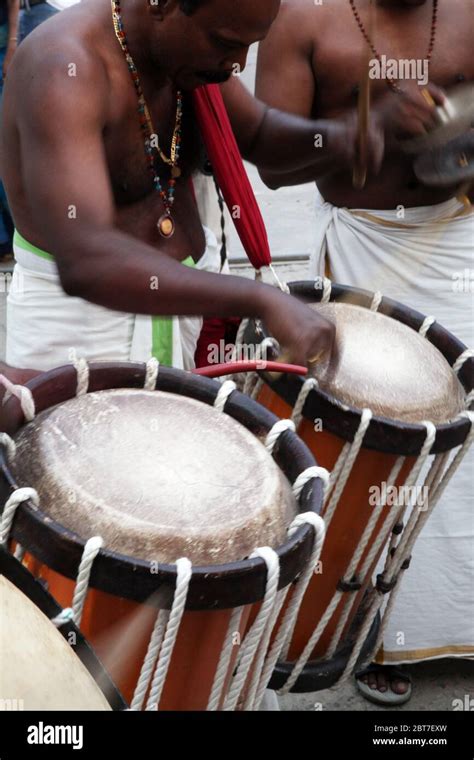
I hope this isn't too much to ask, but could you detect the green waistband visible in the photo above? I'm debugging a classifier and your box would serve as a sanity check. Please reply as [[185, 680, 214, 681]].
[[152, 256, 195, 366], [14, 229, 55, 261], [14, 227, 195, 367], [14, 229, 195, 271]]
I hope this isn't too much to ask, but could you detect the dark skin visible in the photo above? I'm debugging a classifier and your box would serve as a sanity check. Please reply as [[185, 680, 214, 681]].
[[256, 0, 474, 698], [256, 0, 474, 208], [0, 0, 389, 384]]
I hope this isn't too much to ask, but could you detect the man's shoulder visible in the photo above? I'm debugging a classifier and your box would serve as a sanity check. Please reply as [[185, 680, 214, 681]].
[[12, 7, 107, 89], [277, 0, 340, 44]]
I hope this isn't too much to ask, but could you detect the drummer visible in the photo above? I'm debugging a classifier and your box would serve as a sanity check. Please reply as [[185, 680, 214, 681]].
[[0, 0, 388, 384], [256, 0, 473, 705]]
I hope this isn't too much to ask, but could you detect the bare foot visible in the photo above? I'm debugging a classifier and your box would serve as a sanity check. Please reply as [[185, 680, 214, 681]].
[[359, 665, 410, 696]]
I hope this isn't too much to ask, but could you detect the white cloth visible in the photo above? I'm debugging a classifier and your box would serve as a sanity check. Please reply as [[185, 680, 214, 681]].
[[309, 191, 474, 663], [6, 225, 225, 371]]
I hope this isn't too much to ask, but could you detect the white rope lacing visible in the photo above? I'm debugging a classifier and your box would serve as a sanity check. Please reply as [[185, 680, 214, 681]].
[[74, 357, 90, 397], [336, 451, 447, 685], [0, 487, 39, 545], [268, 264, 290, 294], [213, 380, 237, 413], [255, 512, 326, 706], [242, 338, 276, 397], [131, 609, 169, 711], [329, 421, 440, 685], [222, 547, 280, 711], [370, 452, 450, 656], [370, 292, 383, 312], [51, 607, 75, 628], [0, 432, 17, 462], [144, 357, 159, 391], [241, 580, 287, 711], [207, 606, 245, 711], [250, 377, 265, 401], [70, 536, 104, 626], [0, 377, 35, 422], [291, 378, 319, 430], [323, 409, 373, 526], [146, 558, 193, 711], [225, 319, 250, 389], [321, 278, 332, 304], [453, 348, 474, 375], [13, 543, 26, 562], [324, 455, 406, 659], [276, 416, 455, 693], [418, 316, 436, 338], [264, 419, 296, 456], [292, 466, 330, 501]]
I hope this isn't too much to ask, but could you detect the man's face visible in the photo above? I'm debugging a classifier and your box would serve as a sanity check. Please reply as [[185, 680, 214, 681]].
[[148, 0, 281, 89]]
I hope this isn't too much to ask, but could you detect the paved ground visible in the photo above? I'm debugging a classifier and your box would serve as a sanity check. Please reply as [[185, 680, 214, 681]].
[[0, 44, 472, 714]]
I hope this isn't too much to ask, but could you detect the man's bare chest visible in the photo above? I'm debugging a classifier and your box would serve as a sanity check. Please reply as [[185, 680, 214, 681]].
[[311, 8, 474, 115], [103, 91, 201, 206]]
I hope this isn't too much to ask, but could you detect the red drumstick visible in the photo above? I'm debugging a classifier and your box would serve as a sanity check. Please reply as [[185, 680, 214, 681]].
[[192, 361, 308, 378]]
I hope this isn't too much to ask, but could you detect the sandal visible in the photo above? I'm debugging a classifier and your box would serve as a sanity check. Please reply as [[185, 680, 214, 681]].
[[356, 663, 412, 706]]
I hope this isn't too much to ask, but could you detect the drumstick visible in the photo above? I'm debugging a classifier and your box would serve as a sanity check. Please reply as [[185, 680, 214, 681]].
[[352, 0, 374, 189], [421, 87, 454, 125], [193, 360, 308, 379]]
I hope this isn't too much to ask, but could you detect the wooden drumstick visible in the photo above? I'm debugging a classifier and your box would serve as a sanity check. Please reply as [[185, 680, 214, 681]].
[[352, 0, 374, 190]]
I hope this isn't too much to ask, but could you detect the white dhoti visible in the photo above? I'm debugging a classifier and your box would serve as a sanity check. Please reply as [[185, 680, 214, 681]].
[[7, 226, 226, 372], [310, 192, 474, 663]]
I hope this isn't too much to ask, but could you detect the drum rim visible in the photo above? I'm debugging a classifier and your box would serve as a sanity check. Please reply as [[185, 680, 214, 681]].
[[0, 546, 126, 710], [0, 363, 323, 610], [250, 281, 473, 456]]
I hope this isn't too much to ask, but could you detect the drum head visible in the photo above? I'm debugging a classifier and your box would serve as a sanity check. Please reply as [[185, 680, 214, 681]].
[[0, 575, 111, 710], [11, 390, 297, 564], [309, 303, 466, 423]]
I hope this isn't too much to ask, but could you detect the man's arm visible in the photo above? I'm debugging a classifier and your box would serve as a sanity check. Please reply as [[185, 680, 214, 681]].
[[17, 47, 270, 318], [13, 46, 334, 365], [221, 1, 383, 188], [221, 66, 383, 190]]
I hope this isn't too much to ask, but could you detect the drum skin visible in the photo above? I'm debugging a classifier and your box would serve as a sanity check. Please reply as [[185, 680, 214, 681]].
[[0, 575, 111, 711]]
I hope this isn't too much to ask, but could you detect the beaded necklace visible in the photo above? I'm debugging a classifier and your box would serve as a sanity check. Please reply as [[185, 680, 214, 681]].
[[111, 0, 182, 238], [349, 0, 438, 94]]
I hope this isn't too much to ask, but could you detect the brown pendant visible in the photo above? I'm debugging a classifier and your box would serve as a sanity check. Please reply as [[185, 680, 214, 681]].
[[171, 166, 181, 179], [158, 214, 175, 239]]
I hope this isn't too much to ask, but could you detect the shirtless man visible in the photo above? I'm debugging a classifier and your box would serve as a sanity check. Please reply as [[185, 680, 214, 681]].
[[256, 0, 473, 705], [0, 0, 388, 384]]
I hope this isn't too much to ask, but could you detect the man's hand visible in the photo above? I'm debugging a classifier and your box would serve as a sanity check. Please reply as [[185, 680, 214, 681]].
[[260, 289, 336, 367], [326, 109, 385, 177], [374, 82, 446, 144]]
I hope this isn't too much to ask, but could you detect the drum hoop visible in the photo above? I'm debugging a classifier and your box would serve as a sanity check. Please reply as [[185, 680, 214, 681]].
[[250, 281, 473, 456], [0, 363, 323, 610], [0, 546, 126, 710]]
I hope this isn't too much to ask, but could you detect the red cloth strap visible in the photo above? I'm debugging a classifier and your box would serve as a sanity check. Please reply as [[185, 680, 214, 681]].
[[192, 84, 272, 270]]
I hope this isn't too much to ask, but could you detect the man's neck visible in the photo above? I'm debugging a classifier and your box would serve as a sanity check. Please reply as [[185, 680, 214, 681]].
[[116, 0, 169, 88]]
